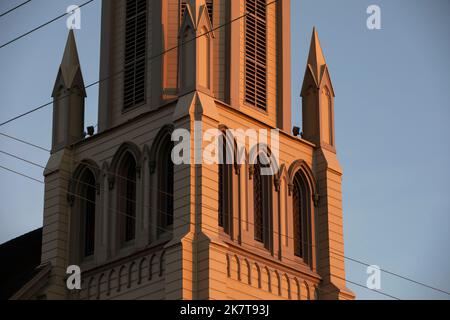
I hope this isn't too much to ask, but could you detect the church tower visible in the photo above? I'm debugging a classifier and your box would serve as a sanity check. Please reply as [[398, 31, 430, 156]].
[[32, 0, 354, 300]]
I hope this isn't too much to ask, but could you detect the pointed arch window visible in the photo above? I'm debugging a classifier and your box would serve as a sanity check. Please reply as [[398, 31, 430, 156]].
[[253, 154, 272, 248], [158, 137, 174, 235], [293, 171, 311, 264], [79, 169, 96, 258], [218, 131, 233, 235], [118, 153, 137, 244]]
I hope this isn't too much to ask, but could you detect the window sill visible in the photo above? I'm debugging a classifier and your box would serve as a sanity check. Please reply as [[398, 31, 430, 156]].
[[243, 101, 269, 116], [121, 101, 147, 115]]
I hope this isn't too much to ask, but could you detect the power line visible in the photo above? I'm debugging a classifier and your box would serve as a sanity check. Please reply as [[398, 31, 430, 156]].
[[1, 131, 450, 299], [0, 78, 101, 127], [0, 150, 44, 168], [0, 100, 54, 127], [0, 0, 278, 128], [0, 132, 50, 152], [0, 141, 448, 298], [326, 274, 400, 300], [0, 0, 96, 50], [0, 164, 43, 184], [0, 0, 401, 301], [0, 0, 446, 299], [0, 160, 401, 300], [0, 0, 32, 19], [344, 256, 450, 297]]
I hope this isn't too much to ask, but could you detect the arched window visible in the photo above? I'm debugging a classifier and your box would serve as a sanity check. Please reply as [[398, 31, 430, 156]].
[[218, 131, 233, 235], [158, 138, 174, 235], [293, 171, 311, 264], [79, 169, 96, 258], [253, 154, 272, 248], [118, 153, 137, 244]]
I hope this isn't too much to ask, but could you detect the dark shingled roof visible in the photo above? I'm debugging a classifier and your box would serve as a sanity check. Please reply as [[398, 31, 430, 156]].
[[0, 228, 43, 300]]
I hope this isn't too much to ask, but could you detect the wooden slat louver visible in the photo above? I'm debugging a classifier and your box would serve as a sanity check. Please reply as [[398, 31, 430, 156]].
[[124, 0, 148, 110], [245, 0, 267, 110], [206, 0, 213, 25]]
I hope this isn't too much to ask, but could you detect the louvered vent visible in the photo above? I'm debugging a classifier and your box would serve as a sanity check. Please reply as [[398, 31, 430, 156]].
[[206, 0, 213, 25], [180, 1, 213, 25], [245, 0, 267, 110], [180, 0, 187, 22], [124, 0, 148, 110]]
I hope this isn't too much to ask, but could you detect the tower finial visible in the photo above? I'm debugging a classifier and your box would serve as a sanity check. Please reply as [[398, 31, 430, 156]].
[[52, 29, 86, 97], [51, 30, 86, 153], [306, 27, 327, 85], [301, 27, 336, 149]]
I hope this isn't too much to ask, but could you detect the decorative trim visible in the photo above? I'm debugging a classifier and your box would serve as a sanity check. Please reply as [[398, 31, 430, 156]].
[[67, 194, 75, 207], [149, 161, 156, 175], [288, 183, 294, 196], [225, 252, 320, 300], [108, 176, 115, 191], [314, 193, 320, 207], [274, 177, 281, 192], [68, 159, 101, 205], [248, 164, 255, 180], [234, 163, 241, 176], [274, 164, 287, 193], [109, 142, 142, 178], [149, 124, 174, 176], [287, 160, 317, 197]]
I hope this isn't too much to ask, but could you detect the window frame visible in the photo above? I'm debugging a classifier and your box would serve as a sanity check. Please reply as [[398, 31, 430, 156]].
[[244, 0, 268, 111], [252, 153, 273, 250], [218, 130, 234, 237], [117, 152, 138, 247], [123, 0, 149, 111]]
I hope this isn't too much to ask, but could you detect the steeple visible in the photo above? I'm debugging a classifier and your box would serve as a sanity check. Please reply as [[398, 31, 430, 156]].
[[51, 30, 86, 153], [301, 28, 336, 150], [52, 30, 86, 97], [306, 27, 327, 86]]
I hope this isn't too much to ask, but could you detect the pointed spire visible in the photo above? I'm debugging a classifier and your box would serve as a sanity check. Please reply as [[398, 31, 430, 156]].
[[179, 1, 195, 33], [52, 30, 86, 97], [306, 27, 327, 85]]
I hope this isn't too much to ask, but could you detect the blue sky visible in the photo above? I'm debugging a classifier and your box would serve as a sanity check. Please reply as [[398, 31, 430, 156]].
[[0, 0, 449, 300]]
